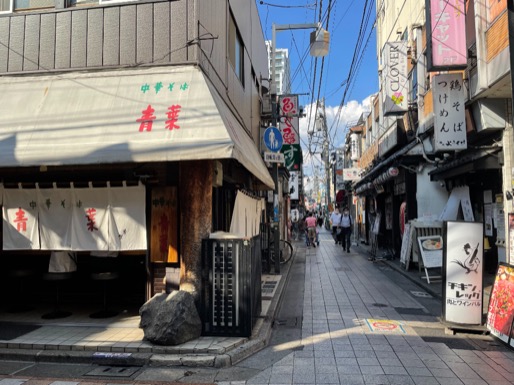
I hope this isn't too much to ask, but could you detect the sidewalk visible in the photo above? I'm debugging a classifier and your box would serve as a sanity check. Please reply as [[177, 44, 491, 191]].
[[216, 228, 514, 385], [1, 227, 514, 385], [0, 253, 294, 369]]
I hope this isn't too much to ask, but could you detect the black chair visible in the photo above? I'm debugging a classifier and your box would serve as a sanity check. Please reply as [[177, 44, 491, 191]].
[[42, 272, 73, 319], [7, 269, 36, 313], [89, 271, 119, 318]]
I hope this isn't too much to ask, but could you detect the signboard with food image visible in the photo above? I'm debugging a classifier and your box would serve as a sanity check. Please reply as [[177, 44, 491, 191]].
[[487, 263, 514, 344], [418, 235, 443, 268]]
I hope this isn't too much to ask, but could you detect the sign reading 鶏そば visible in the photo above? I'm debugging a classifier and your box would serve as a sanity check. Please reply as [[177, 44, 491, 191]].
[[443, 221, 483, 325], [382, 41, 408, 116], [426, 0, 467, 71], [433, 73, 467, 151]]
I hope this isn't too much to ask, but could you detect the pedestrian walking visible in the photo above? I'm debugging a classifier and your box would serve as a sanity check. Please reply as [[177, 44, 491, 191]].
[[305, 211, 317, 249], [340, 206, 353, 252], [329, 207, 342, 244]]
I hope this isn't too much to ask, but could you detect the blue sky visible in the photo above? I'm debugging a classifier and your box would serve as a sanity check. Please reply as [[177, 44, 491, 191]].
[[257, 0, 378, 172]]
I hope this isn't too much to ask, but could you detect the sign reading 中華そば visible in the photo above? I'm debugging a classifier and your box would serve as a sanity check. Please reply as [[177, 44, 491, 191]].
[[433, 73, 467, 151]]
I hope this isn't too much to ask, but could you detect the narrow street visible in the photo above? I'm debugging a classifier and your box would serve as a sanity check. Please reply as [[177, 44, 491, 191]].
[[0, 227, 513, 385]]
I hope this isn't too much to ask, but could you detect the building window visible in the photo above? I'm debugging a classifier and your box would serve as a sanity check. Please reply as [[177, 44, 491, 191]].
[[0, 0, 13, 13], [229, 12, 244, 85], [99, 0, 137, 4]]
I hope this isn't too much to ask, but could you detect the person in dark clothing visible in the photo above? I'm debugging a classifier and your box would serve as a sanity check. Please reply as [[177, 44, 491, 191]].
[[339, 207, 353, 252]]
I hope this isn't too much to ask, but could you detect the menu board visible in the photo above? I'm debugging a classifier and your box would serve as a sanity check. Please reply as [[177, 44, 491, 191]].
[[400, 223, 412, 269], [487, 263, 514, 343], [418, 235, 443, 268]]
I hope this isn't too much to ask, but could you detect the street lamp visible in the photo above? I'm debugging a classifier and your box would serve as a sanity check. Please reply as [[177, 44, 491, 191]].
[[269, 23, 329, 274], [271, 23, 329, 94]]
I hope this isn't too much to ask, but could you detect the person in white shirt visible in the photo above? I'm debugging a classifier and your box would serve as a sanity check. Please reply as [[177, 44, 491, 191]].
[[340, 207, 353, 253], [330, 208, 342, 244]]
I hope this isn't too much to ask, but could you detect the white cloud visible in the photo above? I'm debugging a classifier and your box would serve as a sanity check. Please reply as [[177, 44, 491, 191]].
[[298, 95, 373, 176]]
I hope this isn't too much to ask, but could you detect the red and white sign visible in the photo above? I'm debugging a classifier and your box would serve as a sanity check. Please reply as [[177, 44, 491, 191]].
[[279, 95, 300, 145]]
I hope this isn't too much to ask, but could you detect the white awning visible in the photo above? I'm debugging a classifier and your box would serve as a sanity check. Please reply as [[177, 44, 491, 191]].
[[0, 66, 274, 189]]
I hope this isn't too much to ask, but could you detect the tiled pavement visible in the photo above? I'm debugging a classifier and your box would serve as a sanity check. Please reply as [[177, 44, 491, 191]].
[[217, 229, 514, 385], [0, 228, 513, 385]]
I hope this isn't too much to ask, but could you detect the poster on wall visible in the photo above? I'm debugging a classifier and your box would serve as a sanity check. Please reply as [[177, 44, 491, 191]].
[[443, 221, 483, 325], [486, 263, 514, 343]]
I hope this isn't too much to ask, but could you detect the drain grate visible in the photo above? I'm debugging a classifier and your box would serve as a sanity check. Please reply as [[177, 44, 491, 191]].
[[394, 307, 427, 315], [275, 317, 300, 328], [371, 303, 388, 308], [410, 290, 433, 298], [86, 366, 140, 377]]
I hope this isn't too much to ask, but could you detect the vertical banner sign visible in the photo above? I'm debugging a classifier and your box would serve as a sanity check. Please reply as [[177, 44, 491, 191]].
[[433, 73, 467, 151], [487, 263, 514, 344], [282, 144, 302, 171], [278, 95, 300, 145], [382, 41, 408, 115], [426, 0, 467, 71], [444, 221, 483, 325], [335, 149, 345, 190], [289, 171, 299, 200], [151, 187, 178, 263]]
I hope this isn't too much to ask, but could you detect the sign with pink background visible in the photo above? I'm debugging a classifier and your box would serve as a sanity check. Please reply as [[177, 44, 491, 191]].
[[428, 0, 467, 70]]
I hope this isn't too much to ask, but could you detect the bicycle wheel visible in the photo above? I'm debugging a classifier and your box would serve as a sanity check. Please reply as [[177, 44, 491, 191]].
[[269, 240, 294, 264]]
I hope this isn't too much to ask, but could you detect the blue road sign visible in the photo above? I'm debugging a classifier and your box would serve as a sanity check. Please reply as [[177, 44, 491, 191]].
[[264, 126, 283, 152]]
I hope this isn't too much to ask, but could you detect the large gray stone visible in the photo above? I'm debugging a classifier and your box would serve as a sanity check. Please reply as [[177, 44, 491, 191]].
[[139, 291, 202, 346]]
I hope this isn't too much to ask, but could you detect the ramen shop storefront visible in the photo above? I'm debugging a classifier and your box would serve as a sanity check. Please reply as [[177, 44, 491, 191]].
[[0, 64, 274, 319]]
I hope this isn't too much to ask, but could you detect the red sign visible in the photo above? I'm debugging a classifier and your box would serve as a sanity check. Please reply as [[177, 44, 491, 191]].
[[487, 263, 514, 343]]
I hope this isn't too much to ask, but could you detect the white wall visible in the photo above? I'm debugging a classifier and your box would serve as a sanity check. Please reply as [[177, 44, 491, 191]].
[[416, 165, 448, 221]]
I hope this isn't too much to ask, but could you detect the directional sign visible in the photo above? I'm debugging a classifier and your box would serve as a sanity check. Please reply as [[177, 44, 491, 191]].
[[264, 126, 283, 152]]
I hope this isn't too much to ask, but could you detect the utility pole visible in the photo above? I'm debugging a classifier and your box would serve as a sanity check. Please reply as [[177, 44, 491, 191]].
[[321, 98, 331, 212]]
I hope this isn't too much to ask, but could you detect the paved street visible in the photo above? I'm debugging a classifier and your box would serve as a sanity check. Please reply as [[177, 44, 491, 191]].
[[1, 227, 513, 385]]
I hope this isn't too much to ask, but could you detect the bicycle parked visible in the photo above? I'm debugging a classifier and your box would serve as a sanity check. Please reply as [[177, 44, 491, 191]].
[[269, 239, 294, 264]]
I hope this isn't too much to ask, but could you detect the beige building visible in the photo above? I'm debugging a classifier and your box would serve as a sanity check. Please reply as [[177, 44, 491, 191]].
[[0, 0, 274, 337], [353, 0, 511, 271]]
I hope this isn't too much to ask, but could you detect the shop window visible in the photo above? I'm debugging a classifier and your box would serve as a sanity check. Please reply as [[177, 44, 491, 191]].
[[229, 11, 244, 86]]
